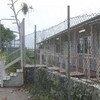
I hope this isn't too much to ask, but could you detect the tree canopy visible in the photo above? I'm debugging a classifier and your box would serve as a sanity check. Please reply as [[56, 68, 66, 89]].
[[0, 24, 15, 51]]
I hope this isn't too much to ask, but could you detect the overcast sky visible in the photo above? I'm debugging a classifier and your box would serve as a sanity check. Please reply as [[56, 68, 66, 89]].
[[0, 0, 100, 35]]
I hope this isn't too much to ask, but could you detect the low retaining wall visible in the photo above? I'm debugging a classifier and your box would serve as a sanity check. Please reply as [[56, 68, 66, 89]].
[[24, 67, 100, 100], [4, 69, 23, 87]]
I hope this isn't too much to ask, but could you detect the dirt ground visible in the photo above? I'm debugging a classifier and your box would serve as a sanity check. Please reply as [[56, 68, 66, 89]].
[[0, 88, 34, 100]]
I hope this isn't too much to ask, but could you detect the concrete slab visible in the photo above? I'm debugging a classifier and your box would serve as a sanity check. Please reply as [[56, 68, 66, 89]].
[[0, 88, 32, 100]]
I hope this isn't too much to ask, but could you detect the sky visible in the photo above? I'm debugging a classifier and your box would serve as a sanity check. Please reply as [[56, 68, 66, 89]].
[[0, 0, 100, 35]]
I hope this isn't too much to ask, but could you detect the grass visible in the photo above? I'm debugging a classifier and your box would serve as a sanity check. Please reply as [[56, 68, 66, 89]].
[[23, 84, 53, 100]]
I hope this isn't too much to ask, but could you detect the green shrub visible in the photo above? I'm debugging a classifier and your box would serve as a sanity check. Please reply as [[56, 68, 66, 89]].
[[26, 49, 39, 64], [5, 61, 20, 75], [5, 49, 20, 64], [24, 68, 97, 100]]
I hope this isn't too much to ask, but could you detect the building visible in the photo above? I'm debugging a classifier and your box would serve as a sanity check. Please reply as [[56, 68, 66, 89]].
[[37, 13, 100, 80]]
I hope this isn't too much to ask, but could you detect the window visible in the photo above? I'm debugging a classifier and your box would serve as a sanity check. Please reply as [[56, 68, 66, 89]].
[[77, 38, 84, 53], [55, 43, 60, 53], [77, 36, 91, 54]]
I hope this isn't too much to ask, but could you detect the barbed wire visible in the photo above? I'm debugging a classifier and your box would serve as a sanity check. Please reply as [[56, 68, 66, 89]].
[[25, 13, 100, 49]]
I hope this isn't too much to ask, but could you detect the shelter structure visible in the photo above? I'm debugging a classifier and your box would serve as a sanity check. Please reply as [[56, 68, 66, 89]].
[[37, 14, 100, 80]]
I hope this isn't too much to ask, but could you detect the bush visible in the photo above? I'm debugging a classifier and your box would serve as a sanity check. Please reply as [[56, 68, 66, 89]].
[[24, 68, 98, 100], [26, 49, 39, 64], [5, 61, 20, 75]]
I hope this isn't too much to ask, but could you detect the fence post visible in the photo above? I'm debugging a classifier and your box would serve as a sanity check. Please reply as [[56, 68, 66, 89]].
[[34, 25, 37, 67], [20, 18, 25, 70], [67, 5, 71, 100]]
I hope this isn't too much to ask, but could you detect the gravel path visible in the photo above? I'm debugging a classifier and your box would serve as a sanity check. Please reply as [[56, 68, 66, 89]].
[[0, 88, 33, 100]]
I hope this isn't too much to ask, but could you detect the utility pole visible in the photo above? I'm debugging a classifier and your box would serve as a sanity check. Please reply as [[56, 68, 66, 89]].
[[34, 25, 37, 67], [67, 5, 71, 100], [0, 20, 1, 53], [20, 18, 25, 70]]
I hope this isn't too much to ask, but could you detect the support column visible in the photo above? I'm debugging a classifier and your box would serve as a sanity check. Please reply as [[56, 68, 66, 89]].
[[0, 60, 4, 87], [46, 52, 48, 65], [82, 27, 91, 79], [74, 30, 78, 72], [59, 36, 63, 71], [53, 38, 56, 66], [90, 25, 93, 55], [83, 57, 86, 74], [40, 49, 42, 64], [95, 25, 100, 80], [86, 25, 93, 79], [60, 56, 63, 72], [96, 56, 100, 80], [46, 40, 50, 65], [86, 56, 90, 79], [34, 25, 37, 67]]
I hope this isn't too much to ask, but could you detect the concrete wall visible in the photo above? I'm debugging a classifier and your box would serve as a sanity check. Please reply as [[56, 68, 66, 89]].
[[3, 70, 23, 87], [24, 67, 100, 100]]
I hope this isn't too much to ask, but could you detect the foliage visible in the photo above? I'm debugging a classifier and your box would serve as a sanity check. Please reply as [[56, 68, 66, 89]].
[[24, 68, 99, 100], [22, 3, 28, 15], [71, 83, 94, 100], [24, 68, 54, 100], [0, 52, 6, 60], [5, 49, 20, 75], [5, 49, 20, 64], [25, 49, 34, 64], [25, 49, 39, 64], [0, 24, 15, 51], [5, 61, 20, 75], [26, 49, 34, 57]]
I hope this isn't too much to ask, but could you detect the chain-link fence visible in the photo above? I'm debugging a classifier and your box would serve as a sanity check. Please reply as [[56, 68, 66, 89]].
[[25, 13, 100, 83], [22, 12, 100, 100]]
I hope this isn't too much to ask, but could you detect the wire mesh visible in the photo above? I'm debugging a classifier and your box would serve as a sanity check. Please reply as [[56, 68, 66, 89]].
[[25, 13, 100, 44], [25, 13, 100, 84], [4, 39, 20, 64]]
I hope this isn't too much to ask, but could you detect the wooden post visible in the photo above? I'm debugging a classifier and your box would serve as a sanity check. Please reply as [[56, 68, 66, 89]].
[[53, 38, 56, 66], [46, 53, 48, 65], [96, 57, 100, 80], [87, 56, 90, 79], [73, 30, 78, 72], [90, 25, 93, 55], [0, 20, 1, 52], [95, 25, 100, 80], [59, 36, 63, 71], [86, 25, 93, 79], [45, 42, 48, 65], [40, 49, 42, 64]]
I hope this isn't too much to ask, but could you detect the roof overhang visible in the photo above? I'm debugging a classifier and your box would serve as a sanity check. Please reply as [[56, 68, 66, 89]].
[[37, 14, 100, 44]]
